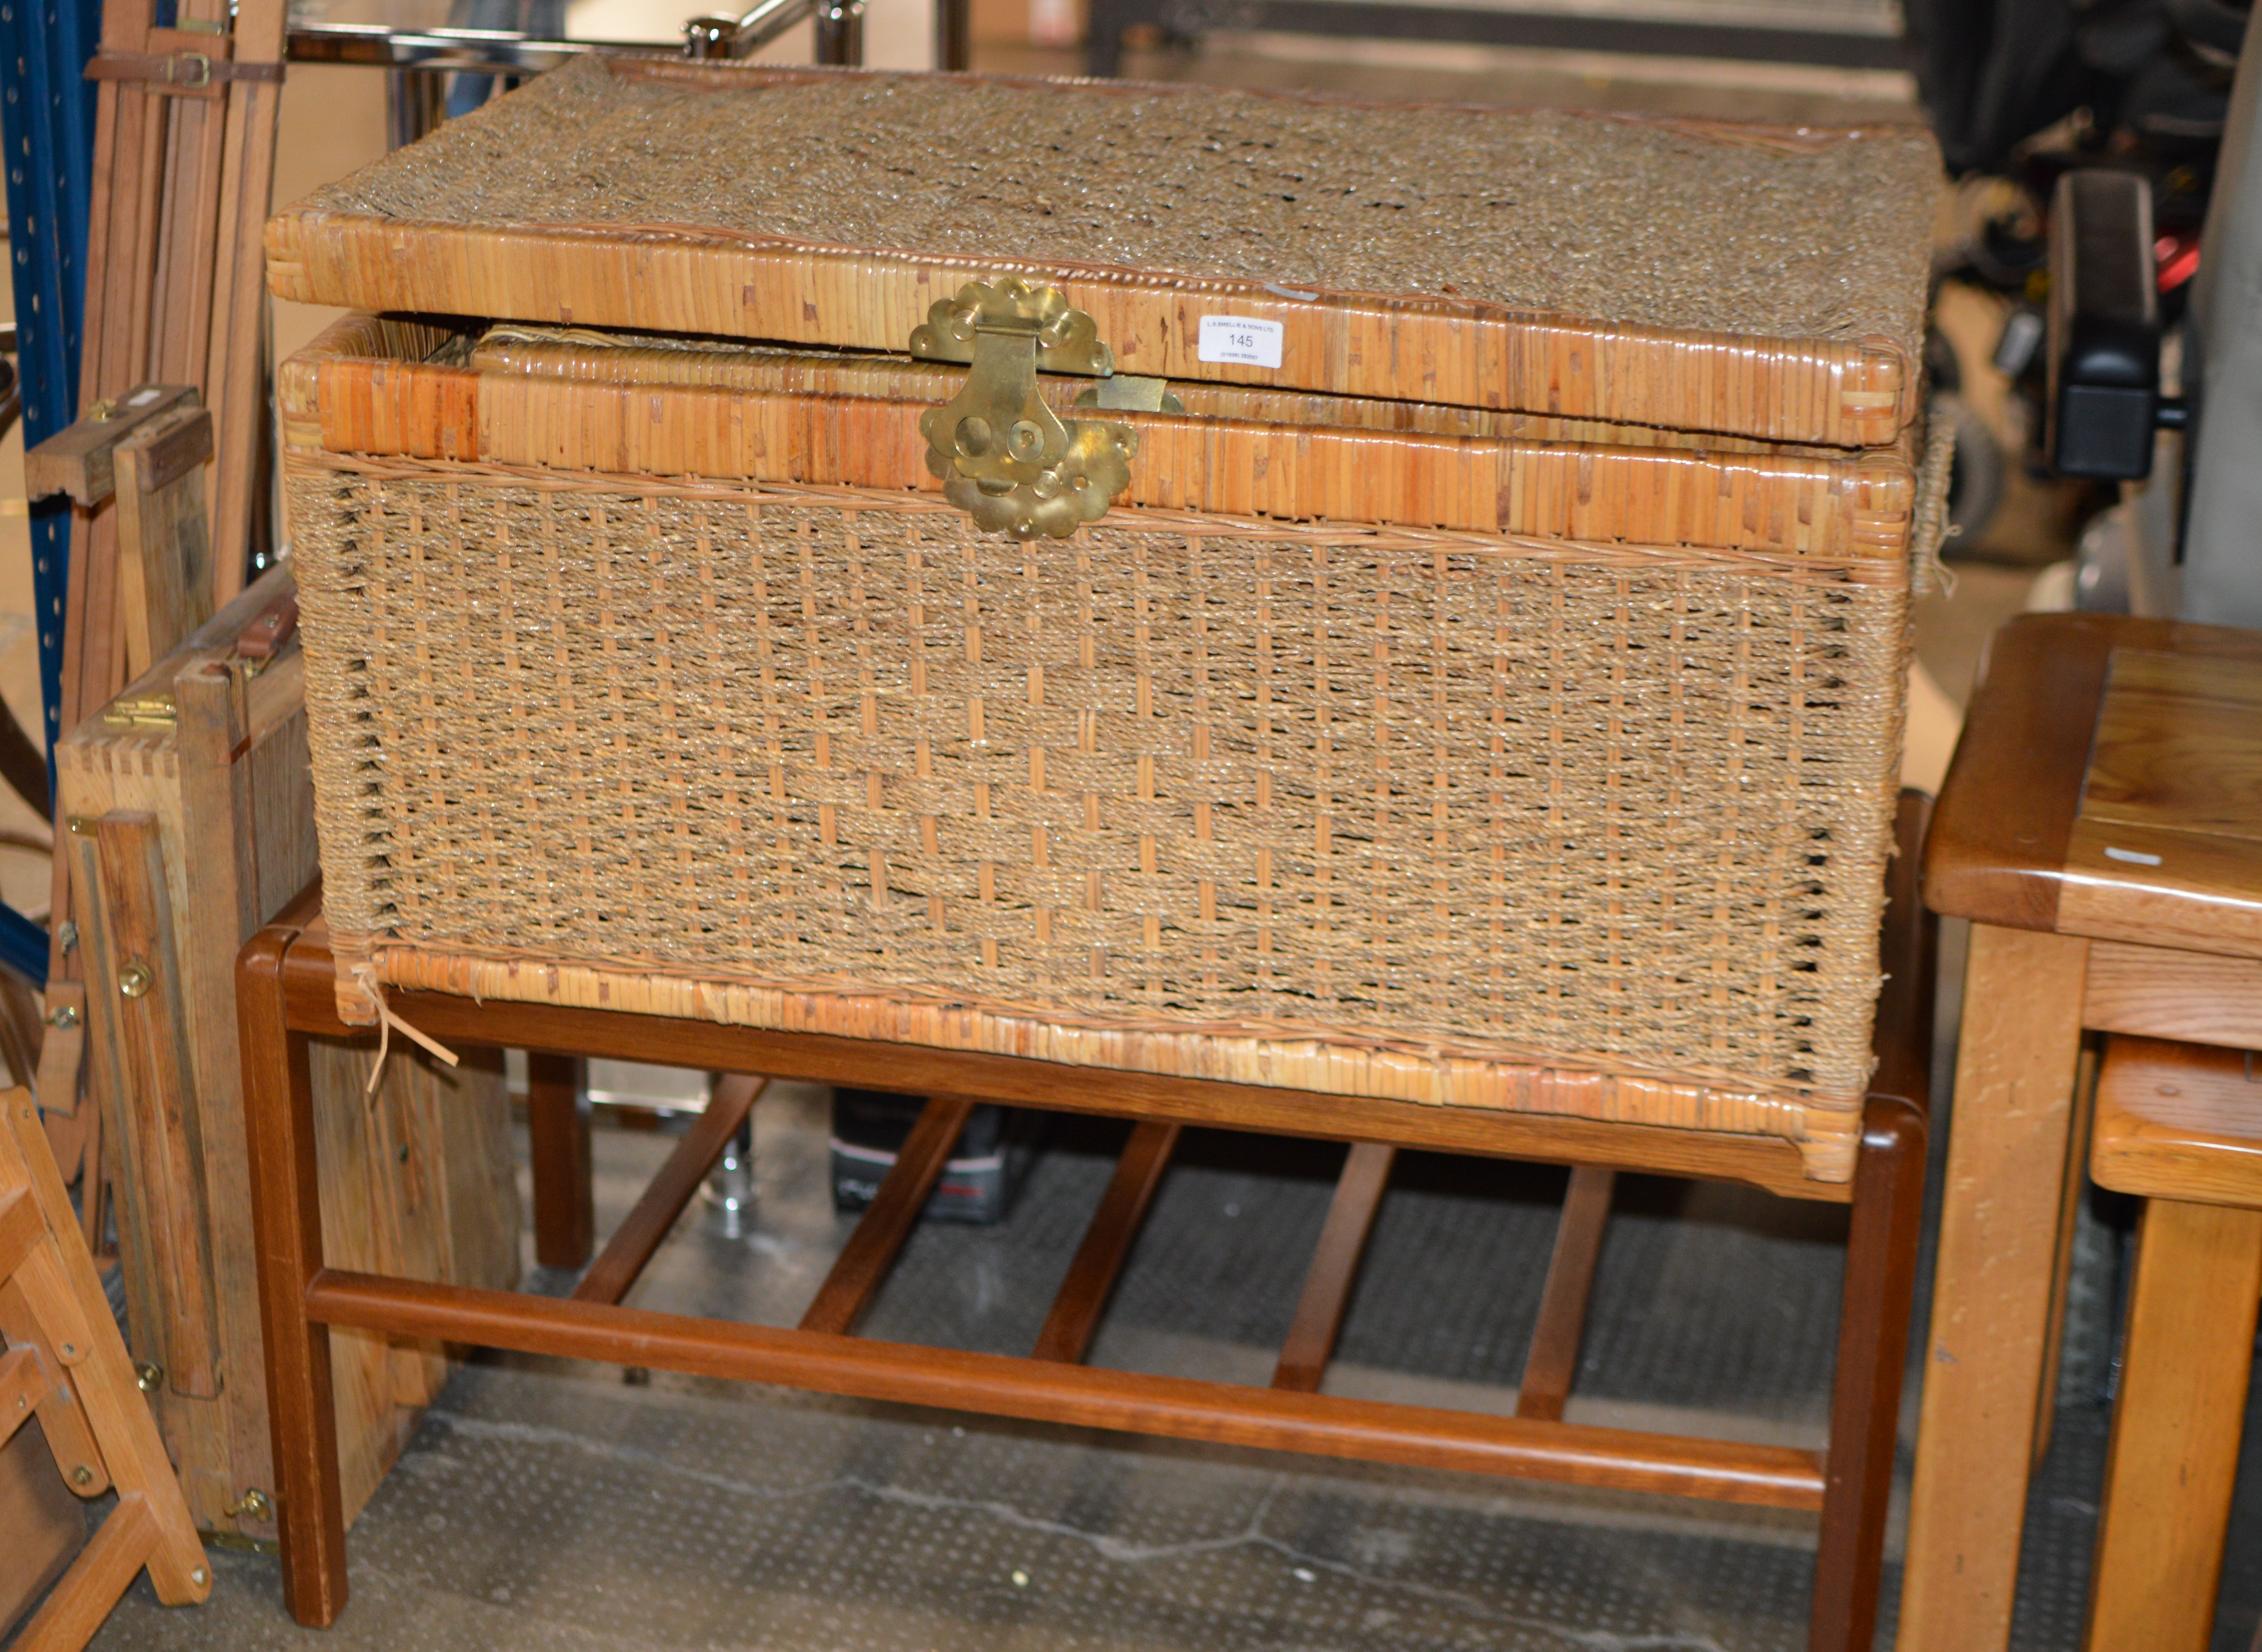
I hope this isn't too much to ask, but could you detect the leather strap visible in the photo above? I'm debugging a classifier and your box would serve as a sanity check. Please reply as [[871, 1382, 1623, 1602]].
[[84, 51, 284, 95]]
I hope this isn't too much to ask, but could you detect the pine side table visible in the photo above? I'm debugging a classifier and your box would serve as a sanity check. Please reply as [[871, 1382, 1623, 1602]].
[[1902, 612, 2262, 1651]]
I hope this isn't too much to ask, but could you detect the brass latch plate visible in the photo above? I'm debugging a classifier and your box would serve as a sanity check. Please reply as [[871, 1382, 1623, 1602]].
[[912, 277, 1135, 539]]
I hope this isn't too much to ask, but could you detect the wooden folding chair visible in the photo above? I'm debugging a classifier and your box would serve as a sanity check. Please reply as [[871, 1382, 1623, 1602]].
[[0, 1087, 207, 1649]]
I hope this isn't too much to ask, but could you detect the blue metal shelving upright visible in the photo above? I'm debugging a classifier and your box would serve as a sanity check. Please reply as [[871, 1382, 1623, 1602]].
[[0, 0, 96, 983]]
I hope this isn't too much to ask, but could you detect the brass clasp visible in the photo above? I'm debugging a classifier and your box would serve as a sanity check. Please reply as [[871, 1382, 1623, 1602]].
[[911, 277, 1134, 540]]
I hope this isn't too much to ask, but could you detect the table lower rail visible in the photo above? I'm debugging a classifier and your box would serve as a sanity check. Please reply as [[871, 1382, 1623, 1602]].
[[303, 1267, 1827, 1510]]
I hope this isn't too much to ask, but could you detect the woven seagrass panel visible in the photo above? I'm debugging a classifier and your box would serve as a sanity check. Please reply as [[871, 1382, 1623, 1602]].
[[288, 459, 1905, 1107], [294, 59, 1935, 358]]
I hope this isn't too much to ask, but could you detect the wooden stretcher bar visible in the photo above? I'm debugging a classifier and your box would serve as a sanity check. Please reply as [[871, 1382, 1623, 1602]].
[[1032, 1120, 1180, 1364], [799, 1095, 977, 1336], [573, 1075, 766, 1308], [1517, 1166, 1616, 1422], [1272, 1143, 1395, 1393], [310, 1266, 1831, 1507]]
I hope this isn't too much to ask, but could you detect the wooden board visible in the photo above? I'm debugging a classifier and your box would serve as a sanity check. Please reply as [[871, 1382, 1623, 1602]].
[[73, 812, 224, 1402], [45, 0, 290, 1085], [2083, 940, 2262, 1051], [2056, 648, 2262, 956], [23, 384, 199, 506], [1927, 614, 2262, 943], [55, 568, 520, 1543], [204, 0, 288, 601], [112, 406, 215, 682], [2080, 650, 2262, 838]]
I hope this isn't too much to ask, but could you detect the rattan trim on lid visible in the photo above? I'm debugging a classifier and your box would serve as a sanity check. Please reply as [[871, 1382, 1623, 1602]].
[[282, 319, 1918, 558], [267, 216, 1915, 450], [464, 326, 1835, 458]]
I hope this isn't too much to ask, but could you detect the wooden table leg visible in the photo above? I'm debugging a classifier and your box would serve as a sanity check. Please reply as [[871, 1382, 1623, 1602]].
[[237, 931, 348, 1626], [1899, 923, 2091, 1652], [2084, 1196, 2262, 1652], [526, 1054, 593, 1271], [1811, 1094, 1927, 1652]]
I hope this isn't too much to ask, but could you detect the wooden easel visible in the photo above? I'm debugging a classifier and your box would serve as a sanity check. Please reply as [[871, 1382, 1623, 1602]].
[[0, 1084, 208, 1649], [77, 0, 285, 621], [32, 0, 287, 1198]]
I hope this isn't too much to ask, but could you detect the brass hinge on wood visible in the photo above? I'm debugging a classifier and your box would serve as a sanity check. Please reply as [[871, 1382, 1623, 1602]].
[[103, 690, 176, 730]]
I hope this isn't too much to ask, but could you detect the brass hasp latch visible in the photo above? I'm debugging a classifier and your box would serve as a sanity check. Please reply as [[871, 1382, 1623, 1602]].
[[910, 277, 1135, 539]]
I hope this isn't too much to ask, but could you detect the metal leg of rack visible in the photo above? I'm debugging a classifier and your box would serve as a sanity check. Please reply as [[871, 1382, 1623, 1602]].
[[385, 68, 447, 150], [816, 0, 865, 64]]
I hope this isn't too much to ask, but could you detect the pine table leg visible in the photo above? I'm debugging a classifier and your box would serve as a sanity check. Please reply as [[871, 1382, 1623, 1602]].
[[2083, 1197, 2262, 1652], [1899, 924, 2090, 1652]]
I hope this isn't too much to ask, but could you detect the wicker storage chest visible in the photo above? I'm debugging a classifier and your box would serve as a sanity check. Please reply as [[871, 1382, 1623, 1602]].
[[268, 63, 1943, 1183]]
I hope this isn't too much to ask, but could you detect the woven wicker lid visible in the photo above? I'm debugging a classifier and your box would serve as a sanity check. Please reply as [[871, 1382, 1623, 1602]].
[[267, 57, 1941, 446]]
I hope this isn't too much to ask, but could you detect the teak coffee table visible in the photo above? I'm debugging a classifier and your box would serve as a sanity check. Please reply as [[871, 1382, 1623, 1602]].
[[1903, 612, 2262, 1651], [240, 797, 1934, 1649]]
